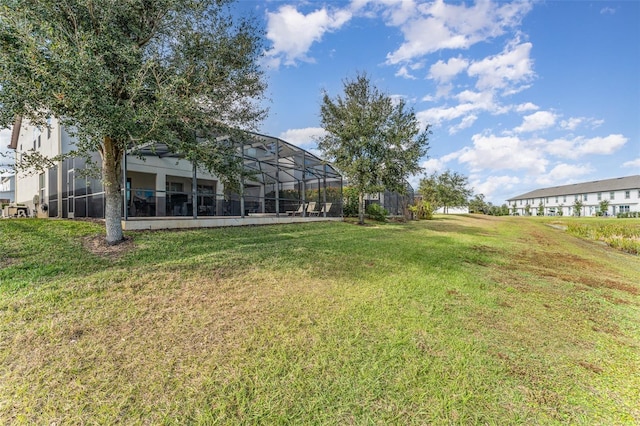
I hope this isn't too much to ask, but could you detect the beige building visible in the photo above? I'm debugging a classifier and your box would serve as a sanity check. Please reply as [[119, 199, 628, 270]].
[[8, 117, 343, 227]]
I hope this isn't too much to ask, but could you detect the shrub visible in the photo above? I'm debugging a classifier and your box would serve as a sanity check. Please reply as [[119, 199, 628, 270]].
[[409, 200, 433, 220], [366, 203, 388, 222]]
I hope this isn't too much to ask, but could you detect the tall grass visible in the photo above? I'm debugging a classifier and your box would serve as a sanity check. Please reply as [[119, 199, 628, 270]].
[[561, 220, 640, 254]]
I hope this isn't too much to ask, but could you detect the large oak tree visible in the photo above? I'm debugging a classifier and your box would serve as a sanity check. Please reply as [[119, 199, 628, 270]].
[[318, 73, 430, 224], [0, 0, 267, 242]]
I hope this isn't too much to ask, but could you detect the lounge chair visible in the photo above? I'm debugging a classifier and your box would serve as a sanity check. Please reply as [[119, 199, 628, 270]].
[[289, 203, 306, 216], [310, 202, 332, 216], [304, 202, 317, 216]]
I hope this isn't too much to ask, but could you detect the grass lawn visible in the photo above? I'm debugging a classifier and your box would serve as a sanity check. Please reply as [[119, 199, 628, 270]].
[[1, 215, 639, 424]]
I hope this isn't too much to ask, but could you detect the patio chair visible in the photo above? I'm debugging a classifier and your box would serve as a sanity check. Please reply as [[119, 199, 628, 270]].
[[310, 202, 332, 216], [304, 202, 317, 216], [289, 203, 306, 216]]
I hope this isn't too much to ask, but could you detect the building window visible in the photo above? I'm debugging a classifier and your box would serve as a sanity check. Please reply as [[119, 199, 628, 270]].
[[610, 191, 615, 200], [574, 195, 578, 201], [519, 200, 522, 205], [619, 205, 630, 213], [625, 190, 630, 199], [546, 197, 549, 203], [583, 194, 587, 201], [555, 196, 559, 203], [597, 192, 601, 201], [563, 195, 567, 202], [39, 173, 45, 210]]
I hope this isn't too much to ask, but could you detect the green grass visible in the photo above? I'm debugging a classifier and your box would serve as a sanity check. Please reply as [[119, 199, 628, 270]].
[[1, 216, 639, 424]]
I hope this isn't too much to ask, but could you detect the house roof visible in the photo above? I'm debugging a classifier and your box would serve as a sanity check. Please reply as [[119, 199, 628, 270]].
[[507, 175, 640, 201], [9, 116, 21, 149]]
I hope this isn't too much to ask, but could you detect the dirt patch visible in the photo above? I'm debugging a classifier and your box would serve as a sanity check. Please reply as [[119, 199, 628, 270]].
[[82, 235, 135, 258], [508, 250, 638, 295]]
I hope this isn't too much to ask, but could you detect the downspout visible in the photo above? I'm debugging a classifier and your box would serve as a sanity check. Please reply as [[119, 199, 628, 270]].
[[275, 139, 280, 217], [57, 121, 63, 217], [122, 145, 128, 220], [192, 161, 197, 219]]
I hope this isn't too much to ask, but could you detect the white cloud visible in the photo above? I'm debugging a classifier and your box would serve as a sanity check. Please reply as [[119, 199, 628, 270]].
[[279, 127, 327, 149], [560, 117, 583, 131], [265, 5, 352, 67], [536, 163, 594, 186], [428, 56, 469, 83], [514, 110, 557, 133], [449, 114, 478, 134], [395, 65, 417, 80], [416, 89, 498, 129], [600, 7, 616, 15], [471, 174, 521, 199], [421, 157, 447, 174], [456, 133, 548, 174], [0, 128, 10, 148], [515, 102, 538, 112], [622, 158, 640, 169], [545, 134, 628, 159], [467, 40, 535, 93], [385, 0, 533, 65]]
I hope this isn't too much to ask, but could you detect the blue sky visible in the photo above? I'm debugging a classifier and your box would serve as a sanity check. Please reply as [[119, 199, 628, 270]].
[[254, 0, 639, 204], [2, 0, 638, 204]]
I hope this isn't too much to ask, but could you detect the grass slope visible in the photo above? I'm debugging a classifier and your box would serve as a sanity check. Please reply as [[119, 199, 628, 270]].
[[1, 216, 639, 424]]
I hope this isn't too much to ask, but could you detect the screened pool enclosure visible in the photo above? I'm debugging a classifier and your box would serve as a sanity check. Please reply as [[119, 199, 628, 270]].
[[64, 132, 343, 222]]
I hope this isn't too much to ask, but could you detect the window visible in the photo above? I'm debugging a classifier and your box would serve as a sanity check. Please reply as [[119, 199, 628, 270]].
[[563, 195, 567, 202], [583, 194, 587, 201], [39, 173, 45, 210], [166, 182, 183, 193], [555, 196, 559, 203], [38, 135, 41, 148], [597, 192, 601, 201], [574, 195, 578, 201], [519, 200, 522, 205], [625, 191, 630, 199], [610, 191, 615, 200], [546, 197, 549, 203], [619, 205, 630, 213]]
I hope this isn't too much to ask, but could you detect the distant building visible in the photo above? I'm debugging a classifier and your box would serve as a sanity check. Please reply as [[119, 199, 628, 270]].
[[506, 175, 640, 216], [0, 175, 15, 204]]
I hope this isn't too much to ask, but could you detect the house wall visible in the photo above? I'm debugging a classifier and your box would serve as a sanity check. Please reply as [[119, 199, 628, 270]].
[[0, 176, 15, 203], [508, 188, 640, 216], [13, 118, 65, 216]]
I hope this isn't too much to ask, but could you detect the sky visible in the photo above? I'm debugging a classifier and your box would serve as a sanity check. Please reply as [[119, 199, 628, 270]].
[[2, 0, 639, 204], [252, 0, 640, 204]]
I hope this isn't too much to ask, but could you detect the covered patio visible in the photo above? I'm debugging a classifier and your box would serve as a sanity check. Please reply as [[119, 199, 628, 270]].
[[121, 132, 343, 228]]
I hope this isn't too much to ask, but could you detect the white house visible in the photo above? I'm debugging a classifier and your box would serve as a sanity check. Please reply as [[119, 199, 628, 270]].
[[8, 117, 343, 228], [506, 175, 640, 216], [0, 175, 15, 204]]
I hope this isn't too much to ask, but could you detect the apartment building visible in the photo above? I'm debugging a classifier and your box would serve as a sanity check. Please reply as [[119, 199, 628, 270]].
[[506, 175, 640, 216]]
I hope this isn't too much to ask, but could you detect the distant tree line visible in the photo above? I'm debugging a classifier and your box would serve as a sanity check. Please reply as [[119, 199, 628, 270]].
[[411, 170, 510, 219]]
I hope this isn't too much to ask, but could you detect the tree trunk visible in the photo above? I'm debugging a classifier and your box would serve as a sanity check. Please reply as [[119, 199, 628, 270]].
[[358, 192, 365, 225], [101, 136, 124, 244]]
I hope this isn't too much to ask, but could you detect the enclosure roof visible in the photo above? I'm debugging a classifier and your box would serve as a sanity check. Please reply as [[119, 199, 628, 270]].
[[131, 130, 341, 183]]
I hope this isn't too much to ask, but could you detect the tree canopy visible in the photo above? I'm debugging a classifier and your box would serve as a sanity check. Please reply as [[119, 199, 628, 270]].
[[318, 72, 430, 224], [418, 170, 472, 214], [0, 0, 267, 242]]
